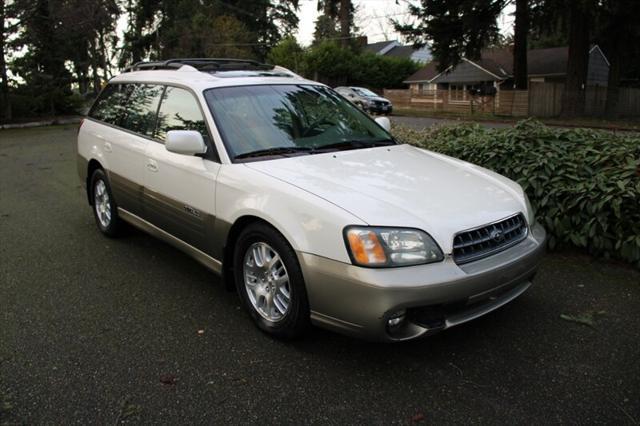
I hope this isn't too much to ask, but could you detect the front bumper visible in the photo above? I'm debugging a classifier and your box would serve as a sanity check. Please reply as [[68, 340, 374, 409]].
[[368, 104, 392, 114], [299, 223, 546, 342]]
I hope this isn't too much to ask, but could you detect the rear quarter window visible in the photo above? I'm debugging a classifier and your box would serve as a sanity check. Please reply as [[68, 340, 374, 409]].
[[88, 84, 131, 126], [120, 84, 164, 137]]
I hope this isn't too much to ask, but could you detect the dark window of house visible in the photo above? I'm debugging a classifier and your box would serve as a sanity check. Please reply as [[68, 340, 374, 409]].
[[155, 86, 208, 143], [89, 84, 131, 126], [120, 84, 164, 136]]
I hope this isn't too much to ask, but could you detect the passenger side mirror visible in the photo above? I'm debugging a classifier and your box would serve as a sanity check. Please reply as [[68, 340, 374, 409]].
[[375, 116, 391, 132], [165, 130, 207, 156]]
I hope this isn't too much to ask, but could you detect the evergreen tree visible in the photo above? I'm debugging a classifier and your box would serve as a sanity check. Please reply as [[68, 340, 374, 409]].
[[10, 0, 73, 115], [315, 0, 355, 47], [1, 0, 12, 120], [561, 0, 594, 117], [268, 36, 306, 73], [312, 14, 339, 45], [394, 0, 505, 71], [513, 0, 529, 89], [599, 0, 640, 117], [119, 0, 300, 63]]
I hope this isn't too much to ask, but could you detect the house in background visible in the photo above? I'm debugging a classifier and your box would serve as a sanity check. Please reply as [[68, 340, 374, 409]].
[[364, 40, 431, 64], [404, 45, 610, 99]]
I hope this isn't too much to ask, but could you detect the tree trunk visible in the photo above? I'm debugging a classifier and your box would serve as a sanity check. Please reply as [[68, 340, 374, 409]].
[[604, 1, 624, 118], [89, 37, 101, 95], [0, 0, 12, 121], [561, 2, 590, 117], [339, 0, 350, 48], [604, 43, 621, 118], [99, 30, 110, 81], [513, 0, 529, 90]]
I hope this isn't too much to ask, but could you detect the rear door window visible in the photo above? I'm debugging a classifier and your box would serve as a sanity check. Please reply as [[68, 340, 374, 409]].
[[120, 84, 164, 137], [89, 84, 130, 126], [155, 86, 209, 144]]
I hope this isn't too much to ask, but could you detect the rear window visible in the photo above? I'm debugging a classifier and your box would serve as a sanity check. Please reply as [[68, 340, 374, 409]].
[[88, 84, 130, 126]]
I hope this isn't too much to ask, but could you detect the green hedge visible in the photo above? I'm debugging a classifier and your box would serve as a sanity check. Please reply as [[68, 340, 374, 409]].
[[392, 119, 640, 267]]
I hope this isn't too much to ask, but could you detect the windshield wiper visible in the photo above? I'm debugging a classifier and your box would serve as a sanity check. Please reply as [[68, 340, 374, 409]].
[[234, 146, 312, 160], [313, 138, 395, 152], [234, 139, 395, 160]]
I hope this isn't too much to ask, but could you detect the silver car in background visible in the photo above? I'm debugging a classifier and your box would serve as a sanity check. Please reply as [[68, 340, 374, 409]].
[[335, 86, 393, 115]]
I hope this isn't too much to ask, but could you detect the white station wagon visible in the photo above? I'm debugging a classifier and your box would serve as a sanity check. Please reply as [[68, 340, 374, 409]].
[[77, 58, 546, 342]]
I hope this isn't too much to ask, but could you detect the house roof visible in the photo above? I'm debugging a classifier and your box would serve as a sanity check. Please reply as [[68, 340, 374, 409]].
[[527, 46, 568, 76], [404, 61, 441, 83], [364, 41, 396, 54], [364, 40, 431, 62], [385, 45, 416, 58], [404, 45, 606, 84], [433, 59, 504, 83]]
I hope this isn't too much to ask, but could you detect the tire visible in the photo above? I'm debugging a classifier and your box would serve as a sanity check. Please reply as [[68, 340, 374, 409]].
[[90, 168, 123, 237], [233, 222, 310, 339]]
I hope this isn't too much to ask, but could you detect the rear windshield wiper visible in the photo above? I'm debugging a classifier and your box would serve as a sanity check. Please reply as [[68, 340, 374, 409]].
[[234, 146, 312, 160], [313, 138, 395, 152]]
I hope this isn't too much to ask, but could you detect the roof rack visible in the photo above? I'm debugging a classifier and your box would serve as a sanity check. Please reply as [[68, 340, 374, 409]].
[[123, 58, 275, 73]]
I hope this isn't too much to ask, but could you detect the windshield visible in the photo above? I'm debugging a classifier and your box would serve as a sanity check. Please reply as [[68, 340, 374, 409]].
[[352, 87, 378, 98], [204, 84, 392, 161]]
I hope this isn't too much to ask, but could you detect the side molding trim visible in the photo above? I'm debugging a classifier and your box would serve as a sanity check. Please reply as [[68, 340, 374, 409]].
[[118, 207, 223, 275]]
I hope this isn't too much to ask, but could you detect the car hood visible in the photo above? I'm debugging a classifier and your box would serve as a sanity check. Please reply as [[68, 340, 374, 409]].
[[368, 96, 391, 103], [245, 144, 527, 253]]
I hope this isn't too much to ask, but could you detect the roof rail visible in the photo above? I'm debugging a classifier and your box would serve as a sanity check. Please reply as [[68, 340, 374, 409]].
[[123, 58, 275, 73]]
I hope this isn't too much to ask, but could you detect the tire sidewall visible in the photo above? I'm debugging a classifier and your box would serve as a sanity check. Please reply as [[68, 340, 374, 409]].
[[233, 223, 309, 339]]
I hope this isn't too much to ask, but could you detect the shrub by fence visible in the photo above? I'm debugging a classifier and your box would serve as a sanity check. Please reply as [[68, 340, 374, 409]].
[[391, 119, 640, 267]]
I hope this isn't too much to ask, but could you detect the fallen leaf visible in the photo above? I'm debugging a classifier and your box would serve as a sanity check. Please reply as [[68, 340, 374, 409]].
[[411, 413, 425, 423], [560, 310, 606, 327], [160, 374, 178, 386]]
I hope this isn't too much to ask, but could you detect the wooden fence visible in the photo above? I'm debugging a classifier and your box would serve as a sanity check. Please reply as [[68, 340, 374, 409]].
[[528, 82, 563, 117], [385, 84, 640, 118], [384, 89, 529, 117], [529, 82, 640, 117]]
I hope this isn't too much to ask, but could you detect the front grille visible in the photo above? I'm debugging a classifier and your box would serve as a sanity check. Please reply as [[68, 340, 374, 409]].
[[452, 213, 528, 264]]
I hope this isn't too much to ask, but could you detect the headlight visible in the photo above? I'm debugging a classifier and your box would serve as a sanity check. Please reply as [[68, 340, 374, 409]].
[[344, 226, 443, 267], [523, 192, 536, 226]]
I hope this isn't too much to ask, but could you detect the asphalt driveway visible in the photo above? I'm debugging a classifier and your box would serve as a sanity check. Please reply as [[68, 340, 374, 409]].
[[1, 125, 639, 424]]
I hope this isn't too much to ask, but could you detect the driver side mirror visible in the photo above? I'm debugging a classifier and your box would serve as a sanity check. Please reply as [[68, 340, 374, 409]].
[[165, 130, 207, 156], [375, 116, 391, 132]]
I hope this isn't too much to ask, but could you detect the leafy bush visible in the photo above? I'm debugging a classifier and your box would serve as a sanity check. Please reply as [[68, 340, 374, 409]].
[[392, 119, 640, 267], [267, 39, 420, 90]]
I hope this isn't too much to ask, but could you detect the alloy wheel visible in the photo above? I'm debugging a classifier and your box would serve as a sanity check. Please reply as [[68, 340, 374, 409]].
[[243, 242, 291, 322], [93, 179, 111, 228]]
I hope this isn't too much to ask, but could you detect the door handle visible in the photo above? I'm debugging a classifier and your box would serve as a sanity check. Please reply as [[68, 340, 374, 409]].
[[146, 159, 158, 173], [104, 142, 112, 153]]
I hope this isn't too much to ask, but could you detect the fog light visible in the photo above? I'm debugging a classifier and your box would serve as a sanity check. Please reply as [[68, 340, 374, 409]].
[[387, 309, 406, 328]]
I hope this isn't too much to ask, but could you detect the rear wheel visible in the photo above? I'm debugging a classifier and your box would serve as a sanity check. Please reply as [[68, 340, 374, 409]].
[[90, 169, 123, 237], [233, 223, 310, 339]]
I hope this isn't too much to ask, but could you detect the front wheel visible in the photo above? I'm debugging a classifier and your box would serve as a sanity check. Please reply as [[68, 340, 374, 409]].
[[233, 223, 310, 339]]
